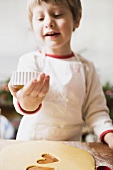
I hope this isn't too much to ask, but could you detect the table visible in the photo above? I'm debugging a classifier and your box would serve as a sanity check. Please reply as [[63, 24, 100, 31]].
[[0, 140, 113, 169]]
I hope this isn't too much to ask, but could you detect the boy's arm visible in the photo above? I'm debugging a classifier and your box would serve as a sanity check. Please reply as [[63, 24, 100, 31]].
[[81, 58, 113, 146]]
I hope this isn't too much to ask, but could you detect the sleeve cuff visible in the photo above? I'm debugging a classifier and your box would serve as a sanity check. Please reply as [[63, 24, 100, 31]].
[[100, 130, 113, 143], [17, 101, 42, 114]]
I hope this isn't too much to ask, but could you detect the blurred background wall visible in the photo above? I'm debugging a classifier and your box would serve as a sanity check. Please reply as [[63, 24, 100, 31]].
[[0, 0, 113, 84]]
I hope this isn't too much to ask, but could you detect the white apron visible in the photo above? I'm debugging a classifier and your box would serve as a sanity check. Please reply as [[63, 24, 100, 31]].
[[16, 53, 86, 141]]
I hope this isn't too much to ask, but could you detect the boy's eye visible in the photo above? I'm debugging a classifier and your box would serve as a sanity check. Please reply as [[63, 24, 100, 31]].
[[38, 17, 44, 21], [54, 14, 63, 18]]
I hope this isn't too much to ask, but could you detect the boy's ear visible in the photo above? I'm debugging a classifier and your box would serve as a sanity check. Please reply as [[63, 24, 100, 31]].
[[73, 11, 82, 30]]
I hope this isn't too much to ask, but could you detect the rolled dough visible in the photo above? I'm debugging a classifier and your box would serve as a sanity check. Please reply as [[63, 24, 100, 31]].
[[0, 140, 95, 170]]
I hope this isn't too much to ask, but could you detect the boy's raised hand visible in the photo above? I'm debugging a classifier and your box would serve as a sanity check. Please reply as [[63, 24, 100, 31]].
[[8, 73, 50, 112]]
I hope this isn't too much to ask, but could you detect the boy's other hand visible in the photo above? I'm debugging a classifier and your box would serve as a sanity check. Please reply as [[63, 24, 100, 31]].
[[104, 132, 113, 150]]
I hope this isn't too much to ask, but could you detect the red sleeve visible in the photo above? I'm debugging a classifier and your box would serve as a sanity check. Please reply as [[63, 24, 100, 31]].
[[100, 130, 113, 143], [17, 101, 42, 114]]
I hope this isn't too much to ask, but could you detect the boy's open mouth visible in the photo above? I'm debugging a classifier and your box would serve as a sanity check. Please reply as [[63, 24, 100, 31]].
[[45, 32, 60, 36]]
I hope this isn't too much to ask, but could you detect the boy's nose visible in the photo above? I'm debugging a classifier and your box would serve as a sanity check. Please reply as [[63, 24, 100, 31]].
[[44, 17, 55, 28]]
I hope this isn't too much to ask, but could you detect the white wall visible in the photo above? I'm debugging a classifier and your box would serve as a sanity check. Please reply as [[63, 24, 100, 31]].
[[0, 0, 113, 85], [0, 0, 36, 81], [72, 0, 113, 84]]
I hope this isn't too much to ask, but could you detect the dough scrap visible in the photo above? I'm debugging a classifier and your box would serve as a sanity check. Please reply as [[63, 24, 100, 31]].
[[0, 140, 95, 170]]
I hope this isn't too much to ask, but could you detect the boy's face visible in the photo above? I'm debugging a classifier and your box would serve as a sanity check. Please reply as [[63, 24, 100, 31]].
[[32, 2, 77, 54]]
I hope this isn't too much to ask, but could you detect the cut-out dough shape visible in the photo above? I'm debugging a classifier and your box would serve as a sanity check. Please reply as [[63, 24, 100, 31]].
[[0, 140, 95, 170], [27, 166, 54, 170], [37, 154, 59, 164], [26, 153, 59, 170]]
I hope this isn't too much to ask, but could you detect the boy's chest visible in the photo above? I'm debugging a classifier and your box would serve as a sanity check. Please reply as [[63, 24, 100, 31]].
[[43, 60, 86, 108]]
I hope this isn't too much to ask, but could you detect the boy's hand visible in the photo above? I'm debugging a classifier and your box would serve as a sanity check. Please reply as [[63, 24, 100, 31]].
[[104, 132, 113, 149], [8, 73, 50, 112]]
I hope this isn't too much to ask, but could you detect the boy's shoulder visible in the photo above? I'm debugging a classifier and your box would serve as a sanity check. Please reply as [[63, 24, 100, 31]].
[[19, 51, 39, 60], [76, 53, 93, 65], [76, 53, 97, 78], [76, 53, 95, 69]]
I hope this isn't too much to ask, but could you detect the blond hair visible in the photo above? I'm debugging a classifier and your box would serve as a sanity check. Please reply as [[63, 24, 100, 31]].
[[27, 0, 82, 28]]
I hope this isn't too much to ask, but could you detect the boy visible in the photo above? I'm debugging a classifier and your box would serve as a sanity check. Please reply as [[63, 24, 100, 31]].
[[8, 0, 113, 149]]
